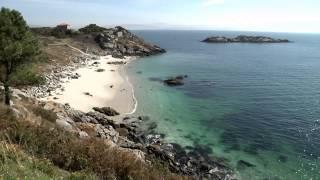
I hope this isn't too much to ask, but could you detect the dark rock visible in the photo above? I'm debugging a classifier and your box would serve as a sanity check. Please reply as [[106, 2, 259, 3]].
[[118, 138, 143, 150], [147, 122, 158, 131], [237, 160, 256, 170], [123, 116, 131, 121], [163, 75, 188, 86], [116, 128, 129, 137], [70, 73, 80, 79], [278, 155, 288, 163], [138, 116, 150, 121], [164, 78, 184, 86], [203, 35, 290, 43], [92, 107, 120, 116], [193, 145, 213, 155], [84, 92, 93, 96], [95, 68, 105, 72], [107, 61, 126, 65]]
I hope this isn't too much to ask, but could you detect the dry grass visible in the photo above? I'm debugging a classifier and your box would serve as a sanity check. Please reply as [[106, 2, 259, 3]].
[[31, 106, 58, 123], [0, 104, 189, 180]]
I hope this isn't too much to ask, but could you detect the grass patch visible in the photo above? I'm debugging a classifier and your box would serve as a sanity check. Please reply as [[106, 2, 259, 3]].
[[31, 106, 58, 123], [0, 141, 98, 179]]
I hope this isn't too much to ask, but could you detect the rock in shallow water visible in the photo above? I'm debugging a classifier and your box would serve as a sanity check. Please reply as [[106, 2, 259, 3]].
[[163, 75, 188, 86], [237, 160, 256, 170]]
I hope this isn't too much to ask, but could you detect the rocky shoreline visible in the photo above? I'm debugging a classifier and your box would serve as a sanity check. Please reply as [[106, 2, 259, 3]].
[[27, 59, 237, 179], [36, 101, 236, 179], [202, 35, 290, 43], [22, 25, 237, 179]]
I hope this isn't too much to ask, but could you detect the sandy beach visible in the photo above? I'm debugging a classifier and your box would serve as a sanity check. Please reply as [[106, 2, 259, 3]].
[[42, 55, 137, 115]]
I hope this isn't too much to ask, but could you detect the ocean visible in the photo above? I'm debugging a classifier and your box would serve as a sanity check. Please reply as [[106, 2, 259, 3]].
[[128, 30, 320, 179]]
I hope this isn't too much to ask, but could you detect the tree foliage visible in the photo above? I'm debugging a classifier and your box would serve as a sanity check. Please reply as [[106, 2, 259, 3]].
[[0, 7, 40, 105], [79, 24, 107, 34]]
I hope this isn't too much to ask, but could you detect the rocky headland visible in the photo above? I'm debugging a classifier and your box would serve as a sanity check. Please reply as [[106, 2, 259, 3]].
[[31, 24, 166, 58], [202, 35, 290, 43]]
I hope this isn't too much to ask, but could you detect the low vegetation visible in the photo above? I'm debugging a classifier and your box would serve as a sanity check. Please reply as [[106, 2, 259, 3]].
[[0, 104, 187, 180], [78, 24, 107, 34], [10, 63, 46, 86], [31, 106, 58, 123], [0, 141, 97, 179], [51, 27, 79, 39]]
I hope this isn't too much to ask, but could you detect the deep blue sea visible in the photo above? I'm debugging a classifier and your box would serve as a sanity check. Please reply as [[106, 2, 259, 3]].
[[128, 30, 320, 179]]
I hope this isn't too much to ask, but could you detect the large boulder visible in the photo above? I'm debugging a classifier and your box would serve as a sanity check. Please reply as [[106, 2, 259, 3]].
[[93, 107, 120, 116], [95, 124, 119, 143]]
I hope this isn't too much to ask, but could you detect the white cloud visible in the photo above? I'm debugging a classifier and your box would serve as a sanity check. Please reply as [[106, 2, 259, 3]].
[[202, 0, 225, 6]]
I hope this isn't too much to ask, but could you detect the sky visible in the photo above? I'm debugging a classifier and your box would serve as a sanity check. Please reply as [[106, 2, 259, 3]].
[[1, 0, 320, 33]]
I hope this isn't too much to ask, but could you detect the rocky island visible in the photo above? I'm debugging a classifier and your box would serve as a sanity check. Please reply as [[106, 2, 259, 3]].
[[202, 35, 290, 43]]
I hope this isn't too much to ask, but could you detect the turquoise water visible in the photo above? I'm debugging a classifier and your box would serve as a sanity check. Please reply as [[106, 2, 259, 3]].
[[127, 31, 320, 179]]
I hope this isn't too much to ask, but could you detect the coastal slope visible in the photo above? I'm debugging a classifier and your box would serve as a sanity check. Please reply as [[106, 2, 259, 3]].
[[9, 24, 237, 179]]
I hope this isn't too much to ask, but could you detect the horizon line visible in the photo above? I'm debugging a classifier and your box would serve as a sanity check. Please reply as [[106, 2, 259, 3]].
[[29, 24, 320, 34]]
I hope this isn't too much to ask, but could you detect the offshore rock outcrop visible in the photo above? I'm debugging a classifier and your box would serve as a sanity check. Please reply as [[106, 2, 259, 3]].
[[202, 35, 290, 43], [164, 75, 188, 86]]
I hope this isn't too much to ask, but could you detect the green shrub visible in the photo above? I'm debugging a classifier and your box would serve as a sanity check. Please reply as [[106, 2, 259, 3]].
[[79, 24, 107, 34], [10, 64, 45, 86]]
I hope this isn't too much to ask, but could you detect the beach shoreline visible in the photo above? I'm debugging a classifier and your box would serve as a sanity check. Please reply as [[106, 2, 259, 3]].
[[41, 54, 138, 117]]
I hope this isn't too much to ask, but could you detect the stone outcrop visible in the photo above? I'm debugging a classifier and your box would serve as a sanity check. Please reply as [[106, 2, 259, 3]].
[[163, 75, 188, 86], [92, 107, 120, 116], [202, 35, 290, 43], [94, 26, 166, 57]]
